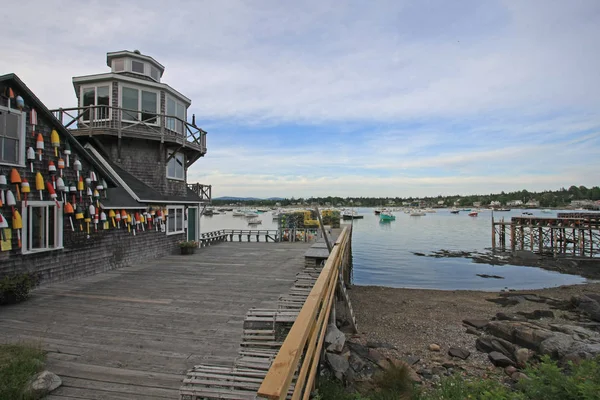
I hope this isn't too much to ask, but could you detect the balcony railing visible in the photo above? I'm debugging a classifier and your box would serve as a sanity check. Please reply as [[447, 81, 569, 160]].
[[187, 183, 211, 202], [51, 105, 207, 155]]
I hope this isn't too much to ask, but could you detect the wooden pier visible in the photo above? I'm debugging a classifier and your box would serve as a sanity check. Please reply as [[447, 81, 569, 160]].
[[199, 229, 320, 247], [0, 241, 314, 399], [492, 213, 600, 257]]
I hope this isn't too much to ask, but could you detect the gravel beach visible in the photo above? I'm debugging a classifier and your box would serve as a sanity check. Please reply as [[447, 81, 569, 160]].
[[350, 282, 600, 378]]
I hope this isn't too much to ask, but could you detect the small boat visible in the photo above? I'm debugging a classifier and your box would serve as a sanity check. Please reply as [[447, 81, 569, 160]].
[[522, 212, 533, 216], [374, 209, 382, 215], [450, 209, 460, 214], [248, 218, 262, 225], [468, 211, 478, 217], [232, 210, 245, 217], [496, 208, 511, 212], [424, 208, 437, 213], [541, 209, 552, 214], [342, 210, 363, 220], [379, 210, 396, 221], [461, 208, 471, 212], [410, 210, 426, 216]]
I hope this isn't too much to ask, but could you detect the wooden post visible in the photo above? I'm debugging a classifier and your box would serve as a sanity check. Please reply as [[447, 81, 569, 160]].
[[510, 223, 515, 252], [491, 215, 496, 251], [538, 227, 543, 254], [315, 206, 332, 253]]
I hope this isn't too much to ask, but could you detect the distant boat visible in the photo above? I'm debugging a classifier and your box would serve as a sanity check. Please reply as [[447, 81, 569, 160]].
[[379, 210, 396, 221], [450, 209, 460, 214], [247, 218, 262, 225], [522, 212, 534, 216], [468, 211, 478, 217], [461, 208, 472, 212], [374, 209, 382, 215], [232, 210, 245, 217], [410, 210, 426, 216], [541, 209, 552, 214], [342, 210, 363, 220], [496, 208, 511, 212]]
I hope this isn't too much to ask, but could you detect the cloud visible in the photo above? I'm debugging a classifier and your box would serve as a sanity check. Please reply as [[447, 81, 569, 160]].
[[1, 0, 599, 197]]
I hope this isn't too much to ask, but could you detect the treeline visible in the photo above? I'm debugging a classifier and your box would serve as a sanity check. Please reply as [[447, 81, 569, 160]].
[[211, 185, 600, 208]]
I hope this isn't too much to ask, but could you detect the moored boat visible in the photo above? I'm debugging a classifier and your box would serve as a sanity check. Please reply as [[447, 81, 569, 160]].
[[379, 210, 396, 221], [342, 209, 364, 220], [410, 210, 426, 216], [468, 211, 478, 217]]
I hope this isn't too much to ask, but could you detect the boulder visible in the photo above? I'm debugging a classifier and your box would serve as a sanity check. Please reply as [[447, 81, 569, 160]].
[[347, 341, 370, 359], [549, 324, 600, 340], [488, 351, 515, 367], [466, 326, 482, 336], [448, 347, 470, 360], [517, 310, 555, 320], [325, 323, 346, 353], [513, 325, 554, 350], [326, 353, 349, 380], [504, 366, 517, 376], [349, 353, 366, 372], [26, 371, 62, 397], [496, 312, 527, 322], [476, 336, 515, 359], [573, 295, 600, 322], [539, 332, 575, 359], [463, 318, 489, 329], [486, 296, 526, 307]]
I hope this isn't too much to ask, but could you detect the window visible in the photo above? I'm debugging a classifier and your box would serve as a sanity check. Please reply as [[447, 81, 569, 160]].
[[0, 106, 25, 166], [81, 86, 110, 121], [131, 60, 145, 74], [166, 206, 184, 235], [21, 201, 63, 254], [121, 86, 158, 123], [166, 96, 186, 134], [113, 59, 125, 72], [150, 66, 160, 81], [167, 151, 185, 180]]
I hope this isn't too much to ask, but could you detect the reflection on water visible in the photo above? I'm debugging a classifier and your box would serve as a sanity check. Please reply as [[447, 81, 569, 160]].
[[201, 209, 589, 291]]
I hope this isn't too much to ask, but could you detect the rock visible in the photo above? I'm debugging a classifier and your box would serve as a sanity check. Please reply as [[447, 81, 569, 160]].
[[431, 374, 441, 383], [349, 354, 366, 372], [428, 343, 441, 352], [476, 336, 515, 359], [486, 296, 526, 307], [562, 351, 593, 365], [573, 295, 600, 322], [326, 353, 349, 380], [347, 341, 370, 359], [504, 366, 517, 376], [442, 361, 457, 369], [366, 341, 396, 349], [517, 310, 555, 320], [366, 348, 386, 364], [402, 355, 421, 366], [511, 372, 529, 381], [466, 326, 482, 336], [325, 323, 346, 353], [477, 274, 504, 279], [514, 348, 533, 367], [431, 366, 446, 376], [463, 318, 489, 329], [417, 368, 432, 379], [448, 347, 470, 360], [488, 351, 515, 367], [549, 324, 600, 340], [539, 332, 575, 359], [26, 371, 62, 397]]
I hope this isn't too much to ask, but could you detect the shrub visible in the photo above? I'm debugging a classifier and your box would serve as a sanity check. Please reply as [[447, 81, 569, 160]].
[[178, 240, 199, 248], [0, 273, 39, 305], [0, 343, 46, 400]]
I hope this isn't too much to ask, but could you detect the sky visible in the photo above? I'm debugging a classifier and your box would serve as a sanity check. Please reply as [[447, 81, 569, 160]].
[[2, 0, 599, 198]]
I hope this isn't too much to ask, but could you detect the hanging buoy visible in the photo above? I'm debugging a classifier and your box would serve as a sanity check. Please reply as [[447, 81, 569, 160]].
[[100, 210, 107, 229], [89, 169, 97, 183], [84, 209, 92, 235], [0, 212, 8, 241], [93, 189, 100, 208], [12, 210, 22, 248], [27, 147, 35, 172], [16, 96, 24, 110], [69, 182, 77, 204], [86, 186, 93, 203], [108, 209, 116, 228], [51, 129, 60, 157], [48, 161, 57, 189], [21, 179, 30, 207], [128, 213, 134, 235], [36, 133, 44, 161], [77, 176, 84, 202], [57, 158, 65, 177], [120, 210, 127, 231], [73, 158, 82, 179], [64, 202, 74, 232], [101, 179, 108, 198], [46, 182, 60, 208], [64, 141, 71, 167], [35, 172, 44, 200], [6, 190, 16, 214], [56, 177, 66, 203], [30, 109, 38, 138], [92, 207, 99, 232], [135, 213, 142, 232], [155, 209, 162, 231], [10, 168, 21, 201], [75, 205, 84, 231], [0, 175, 7, 205]]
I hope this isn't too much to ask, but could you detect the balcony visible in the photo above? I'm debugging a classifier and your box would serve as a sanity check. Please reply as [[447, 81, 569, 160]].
[[51, 105, 207, 157], [187, 183, 212, 202]]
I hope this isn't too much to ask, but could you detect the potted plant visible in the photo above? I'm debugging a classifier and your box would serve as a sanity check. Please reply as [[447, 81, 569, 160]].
[[178, 240, 198, 255]]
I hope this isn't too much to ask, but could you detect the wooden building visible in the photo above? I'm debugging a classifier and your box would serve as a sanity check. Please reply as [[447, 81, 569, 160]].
[[0, 50, 211, 284]]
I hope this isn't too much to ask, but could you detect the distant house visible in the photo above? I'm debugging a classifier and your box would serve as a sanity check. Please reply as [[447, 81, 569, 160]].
[[507, 200, 523, 206], [526, 199, 540, 207], [437, 200, 444, 205], [473, 201, 481, 207], [453, 200, 461, 206], [490, 201, 501, 207]]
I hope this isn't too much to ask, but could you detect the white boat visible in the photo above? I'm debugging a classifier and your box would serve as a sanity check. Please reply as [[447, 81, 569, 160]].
[[232, 210, 245, 217], [424, 208, 437, 213], [248, 218, 262, 225], [410, 210, 426, 216], [541, 209, 552, 214], [342, 209, 363, 220]]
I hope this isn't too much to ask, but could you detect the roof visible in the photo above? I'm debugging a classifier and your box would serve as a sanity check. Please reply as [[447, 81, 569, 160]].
[[106, 50, 165, 75], [85, 144, 205, 205], [0, 73, 117, 187]]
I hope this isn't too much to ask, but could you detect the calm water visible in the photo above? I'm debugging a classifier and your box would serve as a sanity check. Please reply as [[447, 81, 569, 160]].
[[201, 209, 590, 291]]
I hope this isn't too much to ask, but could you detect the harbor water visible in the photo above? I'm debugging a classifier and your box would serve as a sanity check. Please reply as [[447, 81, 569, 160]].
[[201, 209, 590, 291]]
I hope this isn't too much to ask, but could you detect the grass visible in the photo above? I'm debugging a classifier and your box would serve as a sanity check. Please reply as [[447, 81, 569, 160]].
[[0, 343, 46, 400], [315, 356, 600, 400]]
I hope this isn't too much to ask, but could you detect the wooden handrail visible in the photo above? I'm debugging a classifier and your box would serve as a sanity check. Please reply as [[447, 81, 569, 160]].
[[258, 227, 350, 399]]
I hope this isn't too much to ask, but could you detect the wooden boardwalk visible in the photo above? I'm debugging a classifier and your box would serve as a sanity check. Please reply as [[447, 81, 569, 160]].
[[0, 242, 312, 400]]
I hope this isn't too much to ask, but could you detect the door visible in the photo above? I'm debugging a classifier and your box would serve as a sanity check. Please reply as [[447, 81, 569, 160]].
[[187, 207, 197, 241]]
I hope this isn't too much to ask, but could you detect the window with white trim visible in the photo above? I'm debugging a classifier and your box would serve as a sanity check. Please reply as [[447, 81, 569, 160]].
[[0, 105, 26, 167], [81, 85, 110, 121], [113, 59, 125, 72], [166, 96, 186, 134], [166, 206, 184, 235], [167, 151, 185, 180], [121, 86, 158, 124], [21, 201, 63, 254]]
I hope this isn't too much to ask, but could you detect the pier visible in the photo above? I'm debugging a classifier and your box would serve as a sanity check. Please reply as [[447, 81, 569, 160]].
[[492, 213, 600, 257]]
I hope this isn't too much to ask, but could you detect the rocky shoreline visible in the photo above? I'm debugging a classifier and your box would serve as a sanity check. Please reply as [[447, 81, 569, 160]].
[[329, 282, 600, 391], [413, 249, 600, 280]]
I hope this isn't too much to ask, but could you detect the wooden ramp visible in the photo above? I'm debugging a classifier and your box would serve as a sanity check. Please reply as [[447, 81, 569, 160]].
[[0, 242, 311, 400]]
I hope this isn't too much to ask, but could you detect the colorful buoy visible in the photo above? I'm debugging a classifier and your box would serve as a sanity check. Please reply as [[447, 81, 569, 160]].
[[64, 202, 75, 232], [10, 168, 21, 201], [21, 179, 30, 206], [35, 172, 44, 200], [64, 141, 71, 167], [12, 210, 22, 248], [27, 147, 35, 172], [51, 129, 60, 157], [36, 133, 44, 161]]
